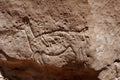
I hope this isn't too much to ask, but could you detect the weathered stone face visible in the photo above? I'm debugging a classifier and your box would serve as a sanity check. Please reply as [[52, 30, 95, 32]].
[[0, 0, 120, 80]]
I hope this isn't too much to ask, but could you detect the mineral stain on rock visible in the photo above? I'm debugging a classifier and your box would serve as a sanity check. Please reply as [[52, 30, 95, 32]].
[[0, 49, 107, 80]]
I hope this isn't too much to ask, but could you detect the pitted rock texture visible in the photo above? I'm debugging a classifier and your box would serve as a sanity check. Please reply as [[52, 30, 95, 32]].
[[0, 0, 120, 80]]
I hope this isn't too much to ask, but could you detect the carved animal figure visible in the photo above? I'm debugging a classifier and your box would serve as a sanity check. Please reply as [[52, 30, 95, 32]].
[[0, 50, 106, 80]]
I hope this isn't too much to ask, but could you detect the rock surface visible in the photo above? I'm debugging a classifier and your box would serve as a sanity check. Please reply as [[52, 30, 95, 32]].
[[0, 0, 120, 80]]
